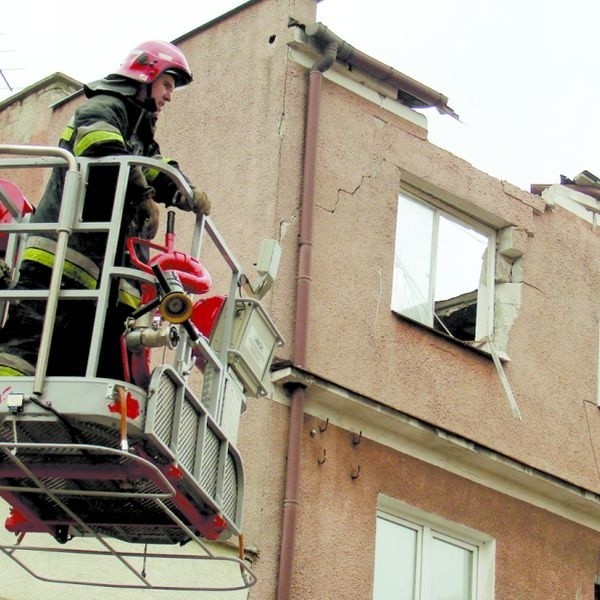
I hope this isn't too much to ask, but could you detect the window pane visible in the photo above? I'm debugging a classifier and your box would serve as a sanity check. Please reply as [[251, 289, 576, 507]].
[[433, 215, 489, 341], [435, 216, 488, 302], [393, 193, 494, 341], [430, 536, 473, 600], [392, 195, 434, 326], [373, 517, 418, 600]]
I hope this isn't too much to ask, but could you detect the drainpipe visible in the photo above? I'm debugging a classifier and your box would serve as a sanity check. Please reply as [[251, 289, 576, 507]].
[[276, 36, 339, 600]]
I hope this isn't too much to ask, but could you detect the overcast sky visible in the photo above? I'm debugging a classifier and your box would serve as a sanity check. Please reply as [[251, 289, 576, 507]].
[[1, 1, 599, 191]]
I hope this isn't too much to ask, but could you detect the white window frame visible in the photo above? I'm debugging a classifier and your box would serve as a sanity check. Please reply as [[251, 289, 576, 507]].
[[391, 190, 496, 344], [374, 495, 495, 600]]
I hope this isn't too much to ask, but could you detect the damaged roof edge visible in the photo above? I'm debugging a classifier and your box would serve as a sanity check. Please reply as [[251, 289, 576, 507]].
[[305, 22, 459, 120], [531, 183, 600, 203]]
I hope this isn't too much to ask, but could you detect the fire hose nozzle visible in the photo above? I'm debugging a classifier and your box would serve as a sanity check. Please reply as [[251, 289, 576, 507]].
[[159, 271, 193, 324]]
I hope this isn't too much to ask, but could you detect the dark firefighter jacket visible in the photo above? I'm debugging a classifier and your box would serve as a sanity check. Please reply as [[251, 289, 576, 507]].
[[23, 75, 184, 291]]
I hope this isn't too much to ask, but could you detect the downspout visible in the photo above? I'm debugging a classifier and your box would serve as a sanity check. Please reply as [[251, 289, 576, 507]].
[[276, 37, 339, 600]]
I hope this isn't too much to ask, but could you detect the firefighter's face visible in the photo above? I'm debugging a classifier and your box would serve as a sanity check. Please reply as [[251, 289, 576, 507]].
[[150, 74, 176, 116]]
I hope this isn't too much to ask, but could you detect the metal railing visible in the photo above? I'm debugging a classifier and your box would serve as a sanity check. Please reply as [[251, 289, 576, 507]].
[[0, 145, 258, 592]]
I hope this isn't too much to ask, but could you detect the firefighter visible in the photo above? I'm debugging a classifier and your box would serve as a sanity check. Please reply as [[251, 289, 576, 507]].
[[0, 40, 210, 378]]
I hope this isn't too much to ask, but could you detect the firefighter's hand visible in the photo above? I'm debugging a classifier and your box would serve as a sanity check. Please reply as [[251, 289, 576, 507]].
[[0, 260, 11, 289], [174, 189, 211, 215], [137, 197, 160, 239], [191, 189, 211, 215]]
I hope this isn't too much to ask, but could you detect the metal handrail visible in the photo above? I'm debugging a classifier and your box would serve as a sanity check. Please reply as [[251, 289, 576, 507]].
[[0, 146, 244, 400], [1, 145, 80, 393]]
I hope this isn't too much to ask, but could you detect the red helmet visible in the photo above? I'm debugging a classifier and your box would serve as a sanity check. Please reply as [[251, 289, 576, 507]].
[[116, 40, 193, 87]]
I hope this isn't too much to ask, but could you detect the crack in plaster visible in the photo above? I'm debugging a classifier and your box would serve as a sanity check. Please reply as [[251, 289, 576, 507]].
[[500, 180, 545, 215], [373, 268, 383, 333], [274, 48, 296, 245], [318, 158, 387, 214], [522, 281, 545, 295], [429, 343, 459, 358]]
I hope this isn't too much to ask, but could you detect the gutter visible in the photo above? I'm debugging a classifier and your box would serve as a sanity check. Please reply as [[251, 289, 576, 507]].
[[305, 23, 459, 120]]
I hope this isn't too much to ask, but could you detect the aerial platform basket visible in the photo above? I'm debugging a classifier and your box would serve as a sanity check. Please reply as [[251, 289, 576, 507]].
[[0, 365, 243, 545], [0, 145, 284, 592], [0, 372, 257, 592]]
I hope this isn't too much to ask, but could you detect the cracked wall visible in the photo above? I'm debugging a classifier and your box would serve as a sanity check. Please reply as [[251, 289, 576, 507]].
[[299, 73, 600, 495], [493, 225, 530, 355]]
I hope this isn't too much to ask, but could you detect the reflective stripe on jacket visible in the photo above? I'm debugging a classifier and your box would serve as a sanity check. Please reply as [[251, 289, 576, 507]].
[[22, 236, 100, 289], [118, 278, 142, 309]]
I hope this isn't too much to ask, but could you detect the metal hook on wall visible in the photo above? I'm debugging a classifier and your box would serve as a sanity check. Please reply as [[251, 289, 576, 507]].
[[352, 430, 362, 446], [319, 418, 329, 433], [350, 465, 361, 480], [317, 448, 327, 465]]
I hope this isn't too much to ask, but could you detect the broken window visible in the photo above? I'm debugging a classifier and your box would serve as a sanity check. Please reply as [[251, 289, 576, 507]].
[[391, 192, 495, 342]]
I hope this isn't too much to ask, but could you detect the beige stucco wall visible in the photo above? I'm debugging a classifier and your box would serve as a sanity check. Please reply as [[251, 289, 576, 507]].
[[290, 416, 599, 600], [298, 75, 600, 494], [156, 0, 313, 332], [234, 388, 600, 599], [154, 0, 600, 499]]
